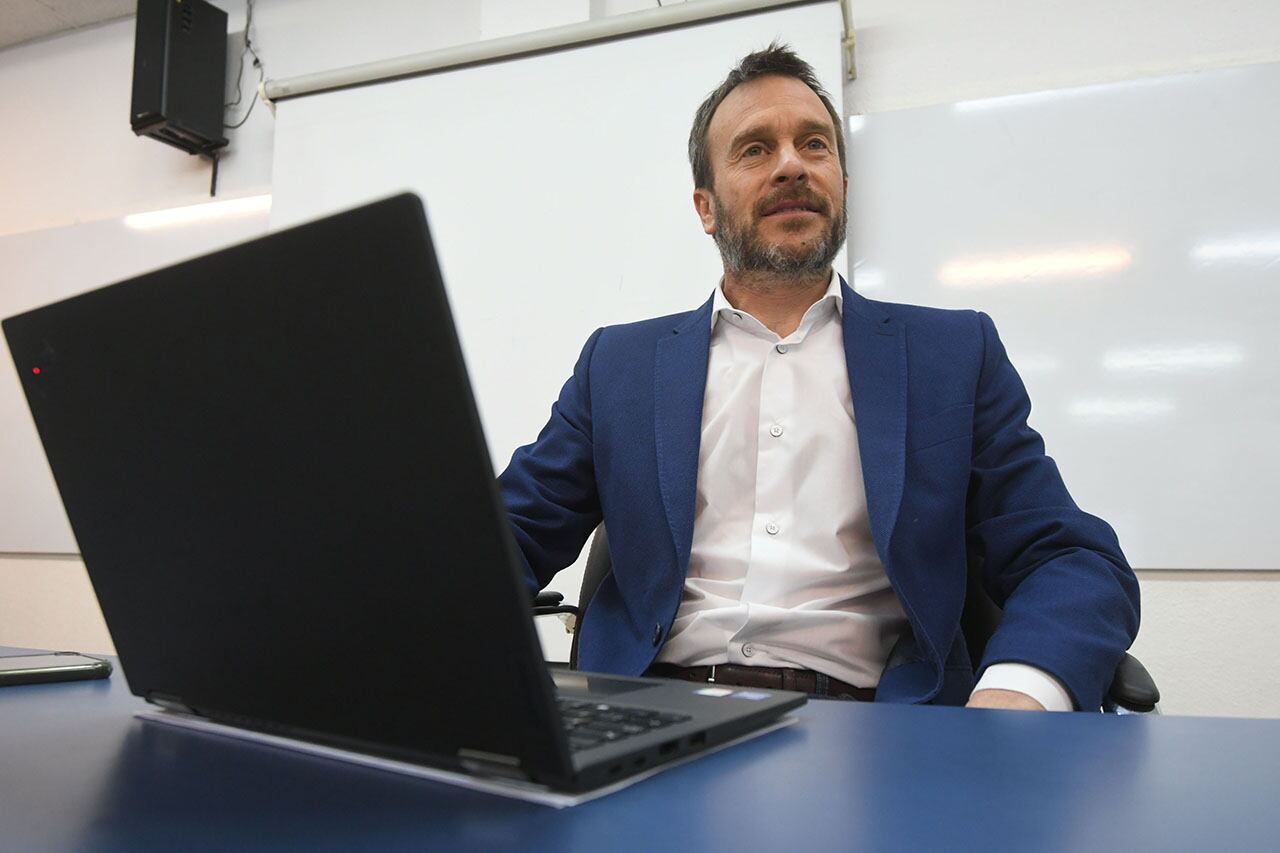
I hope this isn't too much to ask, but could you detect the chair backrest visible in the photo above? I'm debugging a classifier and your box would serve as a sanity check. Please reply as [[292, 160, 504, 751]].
[[568, 526, 615, 670], [571, 524, 1002, 674]]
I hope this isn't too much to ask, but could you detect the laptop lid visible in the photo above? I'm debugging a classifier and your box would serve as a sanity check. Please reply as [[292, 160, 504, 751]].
[[3, 194, 573, 782]]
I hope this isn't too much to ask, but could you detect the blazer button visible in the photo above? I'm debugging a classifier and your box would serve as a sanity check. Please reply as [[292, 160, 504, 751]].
[[652, 623, 663, 646]]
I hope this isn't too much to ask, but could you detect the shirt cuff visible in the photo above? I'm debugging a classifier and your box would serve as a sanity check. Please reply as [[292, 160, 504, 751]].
[[972, 663, 1075, 711]]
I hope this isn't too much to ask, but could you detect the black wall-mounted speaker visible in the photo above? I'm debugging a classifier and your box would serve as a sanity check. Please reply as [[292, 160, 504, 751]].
[[130, 0, 229, 155]]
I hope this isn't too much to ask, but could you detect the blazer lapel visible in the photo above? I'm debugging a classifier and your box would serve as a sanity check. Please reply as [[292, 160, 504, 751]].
[[653, 295, 713, 572], [840, 278, 907, 567]]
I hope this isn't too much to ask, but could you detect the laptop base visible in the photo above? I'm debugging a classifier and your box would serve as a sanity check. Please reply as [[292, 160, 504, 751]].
[[136, 708, 798, 808]]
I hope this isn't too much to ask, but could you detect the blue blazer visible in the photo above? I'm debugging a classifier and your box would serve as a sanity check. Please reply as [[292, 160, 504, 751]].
[[499, 278, 1139, 710]]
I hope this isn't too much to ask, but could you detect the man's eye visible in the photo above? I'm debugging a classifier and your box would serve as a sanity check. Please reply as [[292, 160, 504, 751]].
[[806, 138, 829, 150], [743, 145, 765, 156]]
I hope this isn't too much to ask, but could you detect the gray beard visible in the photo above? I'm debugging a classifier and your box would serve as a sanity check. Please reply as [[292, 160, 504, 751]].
[[711, 196, 848, 275]]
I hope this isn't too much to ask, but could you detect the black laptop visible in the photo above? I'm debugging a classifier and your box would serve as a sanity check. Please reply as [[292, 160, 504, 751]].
[[3, 193, 804, 794]]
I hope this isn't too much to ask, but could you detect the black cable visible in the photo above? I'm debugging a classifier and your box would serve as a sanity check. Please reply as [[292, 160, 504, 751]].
[[224, 0, 264, 129], [225, 33, 248, 109], [224, 0, 253, 111], [224, 81, 259, 129]]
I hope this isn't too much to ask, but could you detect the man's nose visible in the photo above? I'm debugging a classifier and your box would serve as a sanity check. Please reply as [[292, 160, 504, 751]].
[[772, 144, 808, 184]]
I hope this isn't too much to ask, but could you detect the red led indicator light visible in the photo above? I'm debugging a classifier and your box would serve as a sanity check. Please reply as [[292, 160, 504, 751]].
[[32, 367, 41, 375]]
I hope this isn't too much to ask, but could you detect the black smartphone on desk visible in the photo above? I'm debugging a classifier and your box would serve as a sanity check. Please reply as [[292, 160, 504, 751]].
[[0, 652, 112, 686]]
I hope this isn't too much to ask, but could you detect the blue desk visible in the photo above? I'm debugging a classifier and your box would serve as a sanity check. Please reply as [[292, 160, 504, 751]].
[[2, 652, 1277, 852]]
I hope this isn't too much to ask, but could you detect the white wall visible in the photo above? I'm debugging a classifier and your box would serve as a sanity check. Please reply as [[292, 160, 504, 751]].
[[0, 8, 269, 237], [2, 0, 1277, 717]]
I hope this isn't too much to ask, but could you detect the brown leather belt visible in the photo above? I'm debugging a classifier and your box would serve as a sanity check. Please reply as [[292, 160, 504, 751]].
[[646, 662, 875, 702]]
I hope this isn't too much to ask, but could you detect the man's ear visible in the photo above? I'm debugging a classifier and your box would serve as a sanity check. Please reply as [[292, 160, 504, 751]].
[[692, 188, 716, 235]]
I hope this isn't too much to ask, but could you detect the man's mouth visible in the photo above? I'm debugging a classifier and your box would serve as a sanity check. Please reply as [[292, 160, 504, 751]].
[[762, 199, 822, 217]]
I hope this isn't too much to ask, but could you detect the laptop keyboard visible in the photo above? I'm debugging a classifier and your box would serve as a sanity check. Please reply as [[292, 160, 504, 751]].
[[557, 698, 691, 753]]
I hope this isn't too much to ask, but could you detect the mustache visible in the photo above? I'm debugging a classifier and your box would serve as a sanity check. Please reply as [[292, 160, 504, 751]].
[[756, 190, 829, 218]]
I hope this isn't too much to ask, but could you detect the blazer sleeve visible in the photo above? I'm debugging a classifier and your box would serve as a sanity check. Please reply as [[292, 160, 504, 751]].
[[965, 311, 1141, 711], [497, 328, 605, 595]]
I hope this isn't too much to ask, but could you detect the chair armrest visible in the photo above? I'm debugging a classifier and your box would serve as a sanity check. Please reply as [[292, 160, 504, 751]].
[[1106, 652, 1160, 713], [533, 591, 564, 608], [532, 590, 579, 618]]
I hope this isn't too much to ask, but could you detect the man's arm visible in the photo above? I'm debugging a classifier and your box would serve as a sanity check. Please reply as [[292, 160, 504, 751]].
[[498, 328, 605, 595], [964, 311, 1140, 712]]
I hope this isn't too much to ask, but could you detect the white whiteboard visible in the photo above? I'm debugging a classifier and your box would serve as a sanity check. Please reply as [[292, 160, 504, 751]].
[[849, 62, 1280, 570], [0, 209, 270, 552], [0, 2, 843, 576]]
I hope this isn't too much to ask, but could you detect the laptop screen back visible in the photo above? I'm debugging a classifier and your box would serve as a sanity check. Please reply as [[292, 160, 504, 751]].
[[3, 195, 569, 779]]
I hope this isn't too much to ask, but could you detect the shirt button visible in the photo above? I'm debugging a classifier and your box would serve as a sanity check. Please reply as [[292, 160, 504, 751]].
[[775, 344, 788, 354], [769, 424, 784, 438], [742, 643, 756, 657], [765, 522, 780, 535]]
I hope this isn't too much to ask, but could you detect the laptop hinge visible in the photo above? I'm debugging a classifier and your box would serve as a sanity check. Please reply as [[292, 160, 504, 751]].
[[457, 748, 529, 781], [147, 692, 196, 715]]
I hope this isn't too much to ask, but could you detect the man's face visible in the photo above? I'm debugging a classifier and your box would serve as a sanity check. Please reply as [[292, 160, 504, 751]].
[[694, 74, 848, 275]]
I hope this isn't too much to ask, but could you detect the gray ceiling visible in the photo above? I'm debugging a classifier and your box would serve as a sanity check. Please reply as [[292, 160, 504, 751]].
[[1, 0, 136, 51]]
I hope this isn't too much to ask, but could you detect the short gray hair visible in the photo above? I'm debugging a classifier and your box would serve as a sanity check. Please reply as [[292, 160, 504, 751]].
[[688, 43, 847, 191]]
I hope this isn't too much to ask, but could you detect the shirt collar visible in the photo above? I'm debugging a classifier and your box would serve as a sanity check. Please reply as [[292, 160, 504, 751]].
[[710, 269, 843, 333]]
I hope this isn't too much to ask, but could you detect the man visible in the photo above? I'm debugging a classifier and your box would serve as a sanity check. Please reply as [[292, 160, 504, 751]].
[[500, 45, 1139, 711]]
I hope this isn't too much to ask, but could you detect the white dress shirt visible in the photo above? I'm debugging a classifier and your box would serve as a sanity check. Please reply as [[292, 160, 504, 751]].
[[655, 272, 1073, 711]]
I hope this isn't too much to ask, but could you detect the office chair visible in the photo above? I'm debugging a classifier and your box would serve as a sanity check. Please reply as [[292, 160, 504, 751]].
[[534, 525, 1160, 714]]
